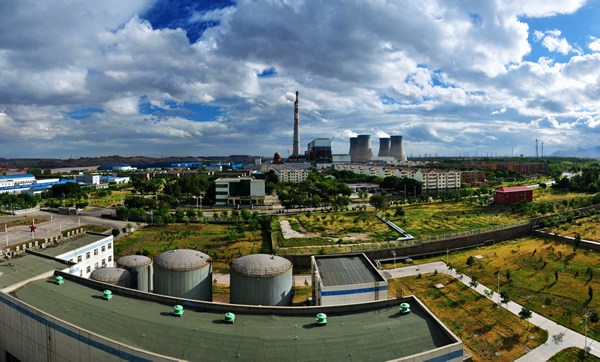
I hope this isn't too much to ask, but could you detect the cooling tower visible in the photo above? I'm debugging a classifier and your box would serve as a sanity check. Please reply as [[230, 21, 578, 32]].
[[354, 135, 373, 162], [349, 137, 358, 162], [378, 138, 391, 157], [390, 135, 407, 161]]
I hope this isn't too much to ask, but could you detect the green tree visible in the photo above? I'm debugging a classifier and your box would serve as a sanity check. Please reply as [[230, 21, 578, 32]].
[[469, 276, 479, 289], [466, 255, 475, 267], [500, 291, 510, 306], [221, 210, 228, 220], [369, 194, 389, 212], [112, 228, 120, 237], [231, 209, 240, 222], [575, 233, 582, 247], [518, 306, 533, 326], [186, 209, 196, 218], [555, 269, 559, 282], [174, 209, 185, 222], [590, 286, 594, 300]]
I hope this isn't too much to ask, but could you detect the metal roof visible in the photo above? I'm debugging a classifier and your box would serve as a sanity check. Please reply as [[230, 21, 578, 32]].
[[117, 255, 152, 268], [90, 267, 130, 283], [494, 186, 532, 192], [231, 254, 292, 277], [154, 249, 210, 271], [14, 277, 458, 362], [315, 255, 385, 287], [0, 174, 34, 180]]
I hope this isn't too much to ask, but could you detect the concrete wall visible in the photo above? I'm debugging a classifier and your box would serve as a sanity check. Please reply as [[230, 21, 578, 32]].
[[320, 281, 388, 306], [287, 222, 533, 268]]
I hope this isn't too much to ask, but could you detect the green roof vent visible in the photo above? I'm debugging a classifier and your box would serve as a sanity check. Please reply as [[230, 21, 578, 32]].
[[400, 303, 410, 314], [225, 312, 235, 323], [103, 290, 112, 300], [316, 313, 327, 325], [173, 305, 184, 317], [55, 276, 64, 285]]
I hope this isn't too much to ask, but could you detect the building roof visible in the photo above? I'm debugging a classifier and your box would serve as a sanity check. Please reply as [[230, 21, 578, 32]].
[[0, 174, 34, 180], [494, 186, 532, 193], [0, 254, 68, 289], [41, 233, 108, 257], [154, 249, 210, 271], [90, 267, 131, 283], [231, 254, 292, 277], [12, 277, 457, 361], [315, 254, 385, 287]]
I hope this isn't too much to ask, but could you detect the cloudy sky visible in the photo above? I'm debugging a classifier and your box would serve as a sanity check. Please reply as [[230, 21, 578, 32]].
[[1, 0, 600, 159]]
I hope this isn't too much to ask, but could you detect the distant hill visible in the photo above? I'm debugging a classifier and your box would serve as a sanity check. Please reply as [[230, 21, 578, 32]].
[[550, 147, 600, 159], [0, 155, 267, 168]]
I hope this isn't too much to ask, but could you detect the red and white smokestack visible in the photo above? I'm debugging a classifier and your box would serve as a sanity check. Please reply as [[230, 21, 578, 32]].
[[293, 91, 300, 157]]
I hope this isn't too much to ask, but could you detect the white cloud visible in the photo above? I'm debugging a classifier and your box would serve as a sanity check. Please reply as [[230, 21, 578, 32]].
[[542, 35, 574, 54], [104, 97, 139, 116], [588, 36, 600, 52]]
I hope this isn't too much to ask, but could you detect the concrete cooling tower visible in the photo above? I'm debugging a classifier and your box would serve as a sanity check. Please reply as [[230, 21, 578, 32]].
[[390, 135, 407, 161], [349, 137, 358, 162], [354, 135, 373, 162], [378, 138, 391, 157]]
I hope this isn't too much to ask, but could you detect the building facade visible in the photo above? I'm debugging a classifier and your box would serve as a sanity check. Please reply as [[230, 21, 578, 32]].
[[414, 169, 460, 194], [214, 177, 266, 206], [493, 186, 533, 205]]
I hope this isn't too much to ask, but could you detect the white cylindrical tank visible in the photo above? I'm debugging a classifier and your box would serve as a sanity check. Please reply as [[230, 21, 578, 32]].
[[117, 255, 153, 292], [230, 254, 293, 306], [153, 249, 212, 301], [90, 267, 131, 288]]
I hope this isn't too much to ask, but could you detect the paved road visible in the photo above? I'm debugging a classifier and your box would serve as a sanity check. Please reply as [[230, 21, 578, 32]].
[[0, 208, 132, 246], [384, 262, 600, 360]]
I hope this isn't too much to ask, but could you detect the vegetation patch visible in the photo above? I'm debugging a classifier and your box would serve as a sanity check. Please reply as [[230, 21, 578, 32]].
[[549, 347, 600, 362]]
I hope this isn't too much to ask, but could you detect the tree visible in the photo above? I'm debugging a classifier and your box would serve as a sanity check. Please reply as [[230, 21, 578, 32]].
[[112, 228, 120, 237], [469, 276, 479, 289], [538, 182, 547, 189], [231, 209, 240, 222], [466, 255, 475, 267], [500, 291, 510, 306], [186, 209, 196, 218], [126, 223, 133, 232], [575, 233, 582, 247], [519, 306, 533, 325], [555, 269, 559, 282], [174, 209, 185, 222], [590, 286, 594, 300], [369, 194, 389, 212]]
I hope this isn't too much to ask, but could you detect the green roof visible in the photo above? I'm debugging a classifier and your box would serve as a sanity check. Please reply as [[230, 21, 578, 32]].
[[41, 233, 107, 257], [0, 255, 68, 289], [12, 278, 455, 361], [316, 255, 385, 287]]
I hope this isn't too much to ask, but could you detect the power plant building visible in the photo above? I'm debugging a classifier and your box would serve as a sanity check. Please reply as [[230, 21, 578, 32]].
[[306, 138, 332, 163], [311, 253, 387, 306], [214, 177, 266, 206]]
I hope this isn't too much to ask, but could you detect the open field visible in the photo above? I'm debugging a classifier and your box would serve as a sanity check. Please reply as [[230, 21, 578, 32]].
[[533, 188, 596, 204], [0, 217, 50, 229], [544, 217, 600, 242], [87, 190, 132, 207], [291, 286, 311, 306], [114, 223, 269, 273], [388, 273, 547, 361], [387, 236, 600, 342], [550, 347, 600, 361]]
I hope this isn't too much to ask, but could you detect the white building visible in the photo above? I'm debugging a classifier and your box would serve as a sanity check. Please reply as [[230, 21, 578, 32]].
[[0, 174, 35, 185], [214, 177, 266, 206], [112, 166, 137, 171], [414, 169, 460, 194], [274, 167, 309, 183], [103, 176, 130, 184], [75, 175, 100, 185]]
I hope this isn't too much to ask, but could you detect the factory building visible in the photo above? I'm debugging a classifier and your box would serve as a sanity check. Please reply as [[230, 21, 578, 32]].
[[332, 154, 351, 163], [311, 253, 388, 306], [214, 177, 266, 206], [493, 186, 533, 205], [75, 174, 100, 185], [306, 138, 333, 163], [0, 251, 463, 362], [0, 174, 35, 185]]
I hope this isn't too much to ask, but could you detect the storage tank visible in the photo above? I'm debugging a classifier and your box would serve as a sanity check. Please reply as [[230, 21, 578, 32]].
[[153, 249, 212, 301], [354, 134, 373, 162], [230, 254, 293, 306], [390, 135, 407, 161], [90, 267, 131, 288], [117, 255, 153, 292], [349, 137, 358, 162], [378, 137, 391, 157]]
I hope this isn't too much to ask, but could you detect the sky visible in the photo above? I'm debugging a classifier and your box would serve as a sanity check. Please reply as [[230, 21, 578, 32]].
[[1, 0, 600, 159]]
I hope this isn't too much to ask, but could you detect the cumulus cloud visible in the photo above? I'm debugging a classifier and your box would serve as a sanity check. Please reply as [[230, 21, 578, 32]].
[[533, 29, 579, 55], [588, 36, 600, 52]]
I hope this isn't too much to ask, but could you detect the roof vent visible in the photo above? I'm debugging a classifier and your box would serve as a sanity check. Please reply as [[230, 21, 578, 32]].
[[400, 303, 410, 314], [173, 305, 184, 317], [103, 290, 112, 300], [55, 276, 64, 285], [225, 312, 235, 323], [316, 313, 327, 325]]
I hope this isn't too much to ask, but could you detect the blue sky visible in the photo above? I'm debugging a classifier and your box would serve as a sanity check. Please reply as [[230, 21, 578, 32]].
[[1, 0, 600, 158]]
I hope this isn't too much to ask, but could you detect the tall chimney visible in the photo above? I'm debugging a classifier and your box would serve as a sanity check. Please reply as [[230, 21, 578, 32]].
[[293, 91, 300, 157], [378, 138, 391, 157]]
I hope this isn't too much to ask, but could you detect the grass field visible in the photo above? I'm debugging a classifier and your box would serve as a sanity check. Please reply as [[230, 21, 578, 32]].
[[114, 223, 269, 273], [388, 273, 547, 361], [389, 236, 600, 342], [544, 217, 600, 242], [0, 217, 50, 229], [533, 188, 595, 204], [550, 347, 600, 361]]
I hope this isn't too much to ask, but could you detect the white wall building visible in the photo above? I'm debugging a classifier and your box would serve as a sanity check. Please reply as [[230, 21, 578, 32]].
[[214, 177, 266, 206], [43, 232, 115, 278], [75, 175, 100, 185]]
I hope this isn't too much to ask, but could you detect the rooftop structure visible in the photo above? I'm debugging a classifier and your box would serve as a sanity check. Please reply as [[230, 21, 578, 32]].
[[312, 253, 388, 306], [0, 253, 71, 290], [4, 273, 463, 361]]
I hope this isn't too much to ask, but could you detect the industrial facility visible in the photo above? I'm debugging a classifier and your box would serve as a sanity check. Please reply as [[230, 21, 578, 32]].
[[347, 134, 408, 163], [230, 254, 293, 306]]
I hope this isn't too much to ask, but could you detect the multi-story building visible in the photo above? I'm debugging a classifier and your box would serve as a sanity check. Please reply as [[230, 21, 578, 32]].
[[75, 174, 100, 185], [414, 169, 460, 194], [460, 162, 548, 175], [460, 170, 486, 186], [214, 177, 266, 206], [274, 167, 309, 183]]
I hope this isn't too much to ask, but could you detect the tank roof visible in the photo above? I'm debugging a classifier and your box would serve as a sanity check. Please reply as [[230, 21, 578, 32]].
[[117, 255, 152, 268], [154, 249, 210, 271], [232, 254, 292, 277], [90, 267, 131, 283]]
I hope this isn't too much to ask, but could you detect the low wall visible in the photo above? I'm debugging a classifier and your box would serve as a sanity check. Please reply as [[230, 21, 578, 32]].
[[284, 222, 533, 268], [533, 230, 600, 251]]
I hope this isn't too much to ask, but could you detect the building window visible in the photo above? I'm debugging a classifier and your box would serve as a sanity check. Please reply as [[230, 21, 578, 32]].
[[94, 249, 98, 256], [80, 270, 83, 277], [108, 243, 112, 249], [86, 266, 91, 273], [101, 245, 105, 252], [108, 256, 112, 262], [102, 259, 106, 265], [77, 255, 82, 263], [86, 252, 90, 259], [94, 262, 98, 269]]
